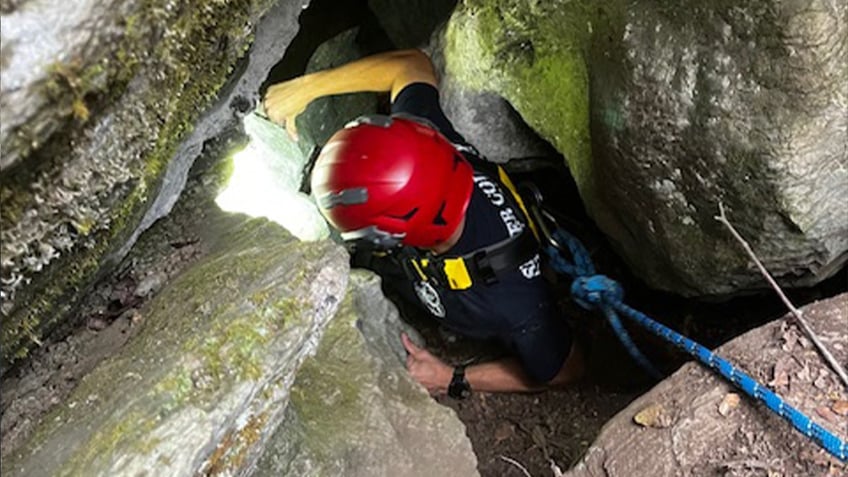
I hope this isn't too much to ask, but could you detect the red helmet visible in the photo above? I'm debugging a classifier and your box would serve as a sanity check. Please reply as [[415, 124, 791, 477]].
[[310, 115, 474, 249]]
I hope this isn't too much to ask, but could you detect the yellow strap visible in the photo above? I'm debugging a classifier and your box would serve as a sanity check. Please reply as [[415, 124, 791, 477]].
[[497, 166, 540, 241], [442, 258, 473, 290], [409, 258, 429, 282]]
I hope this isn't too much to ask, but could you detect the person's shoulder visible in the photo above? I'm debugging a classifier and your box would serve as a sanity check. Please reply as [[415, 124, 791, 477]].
[[393, 82, 439, 104], [391, 83, 469, 146], [390, 82, 443, 121]]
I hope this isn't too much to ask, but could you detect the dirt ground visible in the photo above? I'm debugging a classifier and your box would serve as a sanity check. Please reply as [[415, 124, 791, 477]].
[[441, 384, 640, 476]]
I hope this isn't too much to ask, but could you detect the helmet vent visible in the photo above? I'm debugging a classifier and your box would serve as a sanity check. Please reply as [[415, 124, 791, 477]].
[[452, 153, 463, 170], [432, 201, 448, 226], [390, 207, 419, 221]]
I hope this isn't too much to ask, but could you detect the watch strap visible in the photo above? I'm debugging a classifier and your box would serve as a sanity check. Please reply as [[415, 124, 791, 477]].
[[448, 365, 471, 399]]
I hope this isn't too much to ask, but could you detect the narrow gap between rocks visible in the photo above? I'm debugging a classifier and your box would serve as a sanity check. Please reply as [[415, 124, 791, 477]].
[[255, 3, 848, 476], [3, 1, 846, 475]]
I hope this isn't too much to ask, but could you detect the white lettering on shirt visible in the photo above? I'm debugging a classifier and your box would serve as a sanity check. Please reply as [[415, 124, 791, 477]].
[[474, 171, 539, 281], [499, 207, 525, 237], [473, 176, 505, 206], [519, 254, 542, 279]]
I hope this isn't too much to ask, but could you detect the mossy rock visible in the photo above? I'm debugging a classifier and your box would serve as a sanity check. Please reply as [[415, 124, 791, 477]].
[[443, 0, 848, 296], [0, 0, 288, 367], [443, 0, 601, 185], [255, 271, 479, 477], [1, 212, 349, 477]]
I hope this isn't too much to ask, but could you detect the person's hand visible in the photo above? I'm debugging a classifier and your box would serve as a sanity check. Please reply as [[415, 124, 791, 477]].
[[262, 77, 313, 140], [401, 333, 452, 395]]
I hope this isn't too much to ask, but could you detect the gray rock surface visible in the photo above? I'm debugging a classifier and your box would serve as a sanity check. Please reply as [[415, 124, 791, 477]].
[[295, 28, 381, 158], [368, 0, 457, 49], [0, 212, 350, 477], [428, 27, 557, 164], [443, 0, 848, 296], [0, 0, 306, 366], [255, 271, 479, 477], [564, 293, 848, 476], [586, 0, 848, 296]]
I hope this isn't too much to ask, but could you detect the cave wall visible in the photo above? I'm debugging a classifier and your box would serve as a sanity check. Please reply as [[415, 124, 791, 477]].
[[0, 0, 306, 367]]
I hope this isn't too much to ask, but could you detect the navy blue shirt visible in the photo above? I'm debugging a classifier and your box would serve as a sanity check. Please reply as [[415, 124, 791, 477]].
[[378, 83, 571, 382]]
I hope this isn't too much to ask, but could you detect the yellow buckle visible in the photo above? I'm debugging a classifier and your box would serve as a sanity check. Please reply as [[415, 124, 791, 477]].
[[442, 258, 473, 290]]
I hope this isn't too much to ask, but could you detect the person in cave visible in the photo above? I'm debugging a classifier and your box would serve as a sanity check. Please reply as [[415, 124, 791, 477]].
[[263, 49, 584, 397]]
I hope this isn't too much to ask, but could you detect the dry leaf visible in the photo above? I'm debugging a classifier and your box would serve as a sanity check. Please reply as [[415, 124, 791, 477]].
[[634, 403, 672, 428], [830, 400, 848, 416], [813, 370, 830, 390], [769, 357, 793, 387], [494, 422, 513, 444], [718, 393, 741, 417], [815, 406, 839, 424]]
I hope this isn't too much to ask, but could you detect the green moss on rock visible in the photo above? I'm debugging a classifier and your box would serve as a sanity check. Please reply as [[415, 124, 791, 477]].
[[0, 0, 279, 366], [286, 298, 372, 458], [444, 0, 602, 186], [3, 210, 349, 476]]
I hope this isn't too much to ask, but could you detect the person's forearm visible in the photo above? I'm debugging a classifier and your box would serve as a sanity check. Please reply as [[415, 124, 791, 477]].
[[464, 358, 545, 393], [464, 343, 584, 393], [294, 49, 436, 103]]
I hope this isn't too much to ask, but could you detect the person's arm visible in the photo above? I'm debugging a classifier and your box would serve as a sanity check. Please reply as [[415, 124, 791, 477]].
[[262, 49, 437, 139], [401, 333, 584, 394]]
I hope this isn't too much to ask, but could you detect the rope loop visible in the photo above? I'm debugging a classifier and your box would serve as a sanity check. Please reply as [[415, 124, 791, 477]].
[[570, 274, 624, 311]]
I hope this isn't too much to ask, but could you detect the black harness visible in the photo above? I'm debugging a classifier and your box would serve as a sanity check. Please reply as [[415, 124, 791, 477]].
[[399, 158, 540, 290]]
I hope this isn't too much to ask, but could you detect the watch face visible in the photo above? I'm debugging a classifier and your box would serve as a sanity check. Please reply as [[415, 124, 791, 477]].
[[448, 371, 471, 399]]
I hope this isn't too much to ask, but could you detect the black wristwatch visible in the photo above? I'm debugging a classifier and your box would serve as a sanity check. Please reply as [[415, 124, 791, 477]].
[[447, 365, 471, 399]]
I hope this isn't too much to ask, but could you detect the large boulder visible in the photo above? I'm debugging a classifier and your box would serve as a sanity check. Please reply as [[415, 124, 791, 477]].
[[565, 293, 848, 476], [255, 271, 479, 476], [0, 0, 306, 367], [442, 0, 848, 296], [0, 223, 482, 477], [368, 0, 457, 50], [0, 211, 350, 477], [428, 28, 558, 164]]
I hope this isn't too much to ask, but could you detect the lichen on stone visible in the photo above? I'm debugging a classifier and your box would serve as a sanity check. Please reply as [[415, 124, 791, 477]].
[[0, 0, 279, 365]]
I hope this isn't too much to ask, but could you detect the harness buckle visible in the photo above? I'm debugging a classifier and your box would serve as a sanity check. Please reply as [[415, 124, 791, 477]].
[[442, 258, 473, 290], [471, 250, 498, 286]]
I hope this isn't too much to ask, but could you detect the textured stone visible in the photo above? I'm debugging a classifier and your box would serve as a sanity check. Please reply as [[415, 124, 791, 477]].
[[586, 0, 848, 296], [295, 28, 381, 158], [564, 294, 848, 476], [444, 0, 595, 179], [0, 213, 349, 477], [428, 25, 557, 164], [0, 0, 307, 367], [368, 0, 457, 49], [255, 271, 479, 477], [442, 0, 848, 296]]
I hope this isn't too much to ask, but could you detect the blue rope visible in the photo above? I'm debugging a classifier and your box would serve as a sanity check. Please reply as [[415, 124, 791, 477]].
[[544, 227, 848, 462]]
